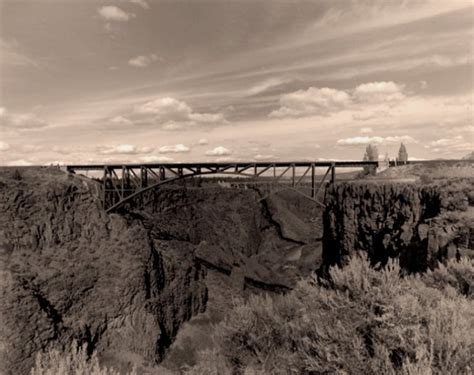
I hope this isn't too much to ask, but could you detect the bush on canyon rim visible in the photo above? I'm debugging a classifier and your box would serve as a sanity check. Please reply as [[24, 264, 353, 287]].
[[188, 255, 474, 374]]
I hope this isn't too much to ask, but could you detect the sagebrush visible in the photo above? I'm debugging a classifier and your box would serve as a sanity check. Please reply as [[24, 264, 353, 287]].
[[187, 255, 474, 374]]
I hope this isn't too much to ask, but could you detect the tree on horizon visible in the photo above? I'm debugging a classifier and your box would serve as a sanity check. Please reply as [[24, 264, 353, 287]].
[[363, 144, 378, 174], [398, 143, 408, 163]]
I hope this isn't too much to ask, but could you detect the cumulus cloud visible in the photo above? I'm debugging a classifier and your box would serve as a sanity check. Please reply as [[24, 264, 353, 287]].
[[197, 138, 209, 145], [360, 127, 373, 134], [98, 144, 153, 155], [128, 54, 161, 68], [0, 141, 10, 151], [270, 87, 350, 118], [0, 108, 48, 129], [270, 81, 405, 118], [337, 135, 418, 146], [136, 97, 192, 118], [353, 81, 405, 103], [158, 144, 190, 153], [98, 6, 134, 22], [205, 146, 232, 156], [133, 97, 226, 128]]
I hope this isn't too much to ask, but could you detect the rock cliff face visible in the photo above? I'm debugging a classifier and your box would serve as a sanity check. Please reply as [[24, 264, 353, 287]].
[[0, 168, 207, 374], [0, 168, 323, 374], [323, 180, 474, 272]]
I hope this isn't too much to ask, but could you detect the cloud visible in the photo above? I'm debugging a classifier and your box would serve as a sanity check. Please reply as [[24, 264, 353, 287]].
[[135, 97, 192, 118], [270, 87, 351, 118], [270, 81, 405, 118], [0, 108, 48, 129], [360, 127, 373, 134], [129, 0, 149, 9], [98, 6, 134, 22], [128, 54, 161, 68], [426, 136, 473, 154], [158, 144, 190, 153], [205, 146, 232, 156], [337, 135, 418, 146], [214, 156, 235, 163], [109, 116, 134, 127], [133, 97, 226, 128], [428, 136, 463, 148], [139, 155, 173, 163], [197, 138, 209, 145], [248, 77, 293, 95], [254, 154, 275, 161], [353, 81, 405, 103], [0, 141, 10, 152], [7, 159, 33, 166], [98, 144, 153, 155]]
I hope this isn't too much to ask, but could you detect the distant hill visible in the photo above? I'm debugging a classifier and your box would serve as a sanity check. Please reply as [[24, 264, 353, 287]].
[[462, 151, 474, 160]]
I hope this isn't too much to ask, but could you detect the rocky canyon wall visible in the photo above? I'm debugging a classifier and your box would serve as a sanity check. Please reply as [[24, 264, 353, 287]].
[[323, 180, 474, 272]]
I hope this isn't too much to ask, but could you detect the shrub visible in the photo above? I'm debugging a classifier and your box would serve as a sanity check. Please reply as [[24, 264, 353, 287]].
[[188, 255, 474, 374], [31, 341, 137, 375]]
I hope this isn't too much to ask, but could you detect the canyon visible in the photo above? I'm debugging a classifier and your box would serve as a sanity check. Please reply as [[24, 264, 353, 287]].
[[0, 166, 472, 374]]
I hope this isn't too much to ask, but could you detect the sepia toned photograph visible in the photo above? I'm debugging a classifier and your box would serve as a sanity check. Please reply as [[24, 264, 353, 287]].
[[0, 0, 473, 374]]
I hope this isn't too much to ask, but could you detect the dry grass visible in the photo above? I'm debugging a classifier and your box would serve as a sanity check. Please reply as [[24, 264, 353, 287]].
[[187, 255, 474, 374], [31, 341, 137, 375]]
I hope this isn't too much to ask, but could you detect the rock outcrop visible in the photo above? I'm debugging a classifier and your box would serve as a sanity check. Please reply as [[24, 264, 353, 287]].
[[323, 180, 474, 272], [0, 168, 207, 374]]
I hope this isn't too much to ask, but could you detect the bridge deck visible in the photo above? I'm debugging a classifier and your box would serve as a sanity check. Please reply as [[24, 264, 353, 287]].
[[66, 160, 378, 171]]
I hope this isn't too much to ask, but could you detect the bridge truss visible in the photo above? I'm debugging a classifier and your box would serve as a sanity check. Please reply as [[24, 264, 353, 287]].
[[66, 161, 378, 213]]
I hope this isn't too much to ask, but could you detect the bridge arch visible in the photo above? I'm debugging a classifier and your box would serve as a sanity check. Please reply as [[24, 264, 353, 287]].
[[105, 170, 264, 213]]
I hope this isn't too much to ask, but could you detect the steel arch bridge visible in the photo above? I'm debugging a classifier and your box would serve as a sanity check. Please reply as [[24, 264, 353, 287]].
[[66, 161, 378, 213]]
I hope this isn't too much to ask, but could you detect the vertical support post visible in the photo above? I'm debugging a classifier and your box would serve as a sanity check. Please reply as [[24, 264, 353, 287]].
[[160, 166, 165, 181], [273, 164, 276, 178], [331, 163, 336, 184], [121, 166, 126, 199], [102, 166, 108, 209], [140, 166, 148, 188], [311, 163, 315, 198], [254, 164, 257, 177], [126, 167, 130, 194], [291, 164, 295, 187]]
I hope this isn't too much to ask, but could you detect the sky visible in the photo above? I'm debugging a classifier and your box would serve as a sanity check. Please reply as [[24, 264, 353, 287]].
[[0, 0, 473, 166]]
